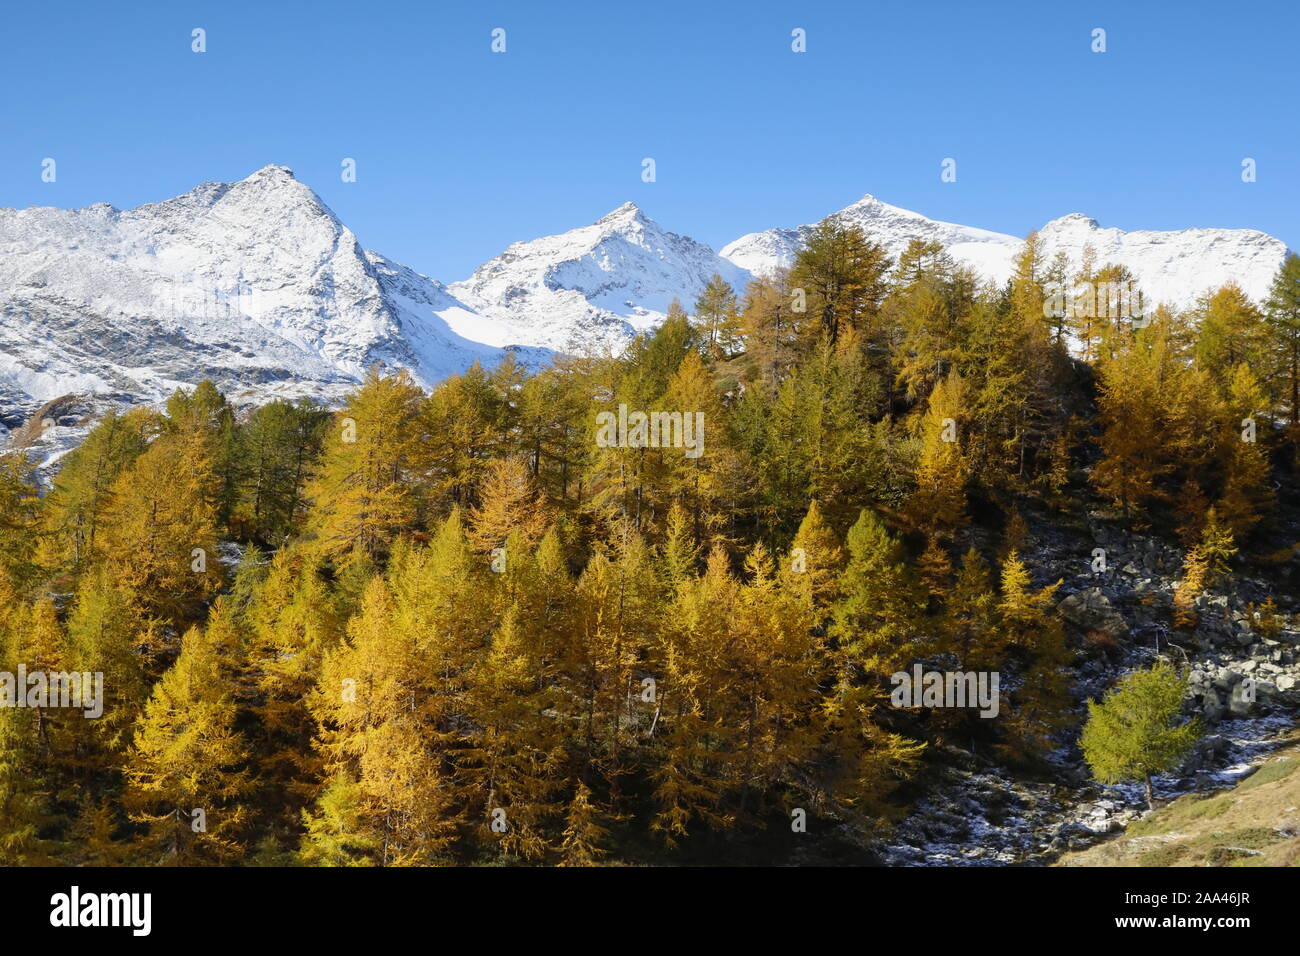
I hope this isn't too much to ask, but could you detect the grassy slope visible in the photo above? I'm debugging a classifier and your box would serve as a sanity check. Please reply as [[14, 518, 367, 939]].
[[1058, 733, 1300, 867]]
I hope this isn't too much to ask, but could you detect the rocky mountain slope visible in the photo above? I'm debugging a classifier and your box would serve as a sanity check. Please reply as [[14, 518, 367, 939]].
[[0, 165, 531, 413], [871, 500, 1300, 866]]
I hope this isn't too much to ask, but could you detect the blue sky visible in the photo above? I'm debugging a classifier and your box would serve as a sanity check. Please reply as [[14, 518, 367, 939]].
[[2, 0, 1295, 279]]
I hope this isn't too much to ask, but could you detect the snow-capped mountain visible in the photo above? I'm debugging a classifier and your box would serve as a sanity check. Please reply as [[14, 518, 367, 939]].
[[721, 195, 1290, 308], [442, 201, 751, 355], [1031, 212, 1288, 311], [0, 164, 529, 412], [721, 194, 1023, 285], [2, 164, 1292, 449]]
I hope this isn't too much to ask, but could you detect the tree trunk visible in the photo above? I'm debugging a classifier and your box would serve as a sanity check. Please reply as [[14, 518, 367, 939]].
[[1145, 774, 1154, 809]]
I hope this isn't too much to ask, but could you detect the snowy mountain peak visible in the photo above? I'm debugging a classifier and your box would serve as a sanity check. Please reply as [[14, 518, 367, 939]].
[[1030, 212, 1288, 306], [838, 193, 897, 215], [1043, 212, 1100, 230], [720, 195, 1290, 308], [443, 204, 751, 354], [1, 165, 1293, 450], [243, 163, 296, 182], [0, 166, 531, 415], [596, 201, 646, 227], [721, 193, 1022, 278]]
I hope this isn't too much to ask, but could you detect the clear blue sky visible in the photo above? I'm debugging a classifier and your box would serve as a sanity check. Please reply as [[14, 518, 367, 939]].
[[2, 0, 1295, 279]]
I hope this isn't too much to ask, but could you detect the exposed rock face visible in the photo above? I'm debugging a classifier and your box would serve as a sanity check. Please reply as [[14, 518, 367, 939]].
[[0, 164, 541, 412], [1058, 587, 1130, 640], [875, 502, 1300, 866]]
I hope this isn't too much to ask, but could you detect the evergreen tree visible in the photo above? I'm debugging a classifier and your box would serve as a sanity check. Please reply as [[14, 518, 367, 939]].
[[1198, 507, 1238, 583], [1216, 364, 1274, 537], [63, 567, 148, 769], [943, 547, 999, 669], [314, 574, 460, 865], [312, 512, 489, 864], [788, 220, 892, 348], [68, 796, 132, 865], [298, 772, 379, 866], [832, 509, 922, 678], [558, 781, 609, 866], [995, 552, 1069, 760], [39, 407, 154, 572], [1091, 326, 1176, 522], [1194, 283, 1265, 383], [1080, 662, 1201, 808], [166, 380, 241, 528], [99, 426, 224, 627], [724, 543, 823, 818], [124, 622, 251, 864], [739, 271, 800, 391], [567, 533, 658, 804], [652, 546, 737, 844], [305, 368, 427, 567], [1263, 252, 1300, 429], [235, 399, 328, 543], [467, 457, 549, 558], [246, 547, 341, 824], [908, 369, 970, 539], [461, 604, 565, 860], [0, 706, 53, 865], [422, 362, 509, 511], [693, 273, 741, 358], [781, 499, 845, 617]]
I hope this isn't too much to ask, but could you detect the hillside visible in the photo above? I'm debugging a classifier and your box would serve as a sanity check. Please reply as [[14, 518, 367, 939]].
[[2, 176, 1299, 868], [1057, 732, 1300, 866]]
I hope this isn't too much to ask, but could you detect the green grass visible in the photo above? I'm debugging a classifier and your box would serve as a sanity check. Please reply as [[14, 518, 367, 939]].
[[1214, 826, 1283, 849], [1127, 791, 1230, 837], [1059, 739, 1300, 867], [1137, 843, 1186, 866], [1237, 757, 1300, 791]]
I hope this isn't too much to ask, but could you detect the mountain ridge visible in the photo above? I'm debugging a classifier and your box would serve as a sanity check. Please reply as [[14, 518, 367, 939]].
[[441, 198, 751, 355], [721, 194, 1290, 309], [1, 165, 1292, 431]]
